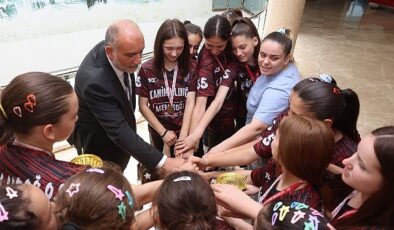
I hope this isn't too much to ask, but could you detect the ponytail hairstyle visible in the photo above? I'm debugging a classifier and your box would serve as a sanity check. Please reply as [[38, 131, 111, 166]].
[[221, 8, 243, 25], [335, 126, 394, 229], [0, 72, 74, 145], [153, 19, 190, 78], [262, 28, 293, 57], [154, 171, 217, 230], [231, 17, 261, 63], [277, 115, 335, 215], [184, 20, 202, 39], [292, 75, 360, 142], [55, 167, 135, 230], [255, 200, 334, 230]]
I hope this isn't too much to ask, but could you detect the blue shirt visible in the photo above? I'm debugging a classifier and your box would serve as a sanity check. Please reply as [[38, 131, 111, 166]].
[[246, 63, 301, 124]]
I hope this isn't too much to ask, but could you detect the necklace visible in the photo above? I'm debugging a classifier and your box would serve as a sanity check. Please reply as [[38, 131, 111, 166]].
[[163, 64, 178, 114]]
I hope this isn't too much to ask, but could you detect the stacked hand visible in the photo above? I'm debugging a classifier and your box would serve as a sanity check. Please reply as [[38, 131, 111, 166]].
[[211, 184, 259, 219], [174, 134, 199, 155], [162, 130, 177, 146], [159, 157, 199, 177]]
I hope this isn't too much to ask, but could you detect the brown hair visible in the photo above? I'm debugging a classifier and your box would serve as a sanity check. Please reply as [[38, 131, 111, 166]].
[[153, 19, 190, 78], [0, 184, 41, 230], [0, 72, 73, 144], [154, 171, 217, 230], [277, 115, 335, 212], [335, 126, 394, 228], [255, 200, 333, 230], [184, 20, 202, 38], [55, 167, 135, 230], [231, 17, 261, 63]]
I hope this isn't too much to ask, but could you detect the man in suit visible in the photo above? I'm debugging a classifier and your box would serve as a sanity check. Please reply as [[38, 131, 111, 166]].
[[71, 19, 191, 173]]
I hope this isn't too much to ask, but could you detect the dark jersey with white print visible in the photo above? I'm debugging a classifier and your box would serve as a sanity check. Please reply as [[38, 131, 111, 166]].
[[136, 59, 194, 133], [236, 63, 259, 124], [196, 46, 239, 133]]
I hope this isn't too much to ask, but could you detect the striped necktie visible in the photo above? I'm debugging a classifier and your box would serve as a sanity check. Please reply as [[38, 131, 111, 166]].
[[123, 72, 134, 111]]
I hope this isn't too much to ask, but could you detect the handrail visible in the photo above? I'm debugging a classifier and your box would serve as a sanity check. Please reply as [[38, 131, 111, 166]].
[[249, 5, 267, 20], [52, 51, 154, 80]]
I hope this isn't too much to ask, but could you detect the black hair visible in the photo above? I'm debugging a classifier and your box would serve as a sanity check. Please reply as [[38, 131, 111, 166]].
[[203, 15, 231, 41], [292, 76, 360, 142], [221, 8, 243, 25], [262, 28, 293, 56]]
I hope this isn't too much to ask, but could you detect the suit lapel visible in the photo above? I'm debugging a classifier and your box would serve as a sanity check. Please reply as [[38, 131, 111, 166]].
[[98, 44, 136, 127]]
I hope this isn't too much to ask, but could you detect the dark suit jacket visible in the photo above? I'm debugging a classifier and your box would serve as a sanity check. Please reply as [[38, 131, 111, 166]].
[[71, 41, 163, 170]]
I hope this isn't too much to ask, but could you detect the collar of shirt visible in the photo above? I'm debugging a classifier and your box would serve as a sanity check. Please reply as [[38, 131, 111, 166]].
[[13, 139, 54, 157], [106, 54, 129, 91]]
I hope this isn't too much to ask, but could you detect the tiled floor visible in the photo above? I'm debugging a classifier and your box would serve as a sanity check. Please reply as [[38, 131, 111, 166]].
[[56, 0, 394, 183], [295, 0, 394, 136]]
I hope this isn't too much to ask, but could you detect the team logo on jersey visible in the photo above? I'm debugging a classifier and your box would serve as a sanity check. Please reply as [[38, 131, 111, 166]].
[[135, 75, 142, 87], [148, 78, 157, 83], [241, 79, 253, 91]]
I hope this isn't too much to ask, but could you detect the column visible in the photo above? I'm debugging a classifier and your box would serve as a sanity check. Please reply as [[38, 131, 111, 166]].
[[263, 0, 306, 53]]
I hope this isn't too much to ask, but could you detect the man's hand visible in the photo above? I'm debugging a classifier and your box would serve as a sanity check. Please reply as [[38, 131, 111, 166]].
[[158, 157, 198, 177]]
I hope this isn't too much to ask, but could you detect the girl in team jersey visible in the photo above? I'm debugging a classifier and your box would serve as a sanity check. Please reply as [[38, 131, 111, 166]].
[[175, 20, 204, 158], [136, 19, 193, 155], [230, 17, 261, 131], [331, 126, 394, 229], [184, 20, 203, 59], [209, 28, 301, 155], [193, 76, 360, 205], [212, 115, 334, 229], [175, 15, 240, 155], [0, 72, 83, 200]]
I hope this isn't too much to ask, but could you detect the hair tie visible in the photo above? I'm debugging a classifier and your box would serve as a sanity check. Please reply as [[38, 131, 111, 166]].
[[318, 74, 333, 84], [173, 176, 192, 182], [276, 27, 286, 34], [61, 222, 81, 230], [333, 87, 341, 95], [0, 104, 7, 120]]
